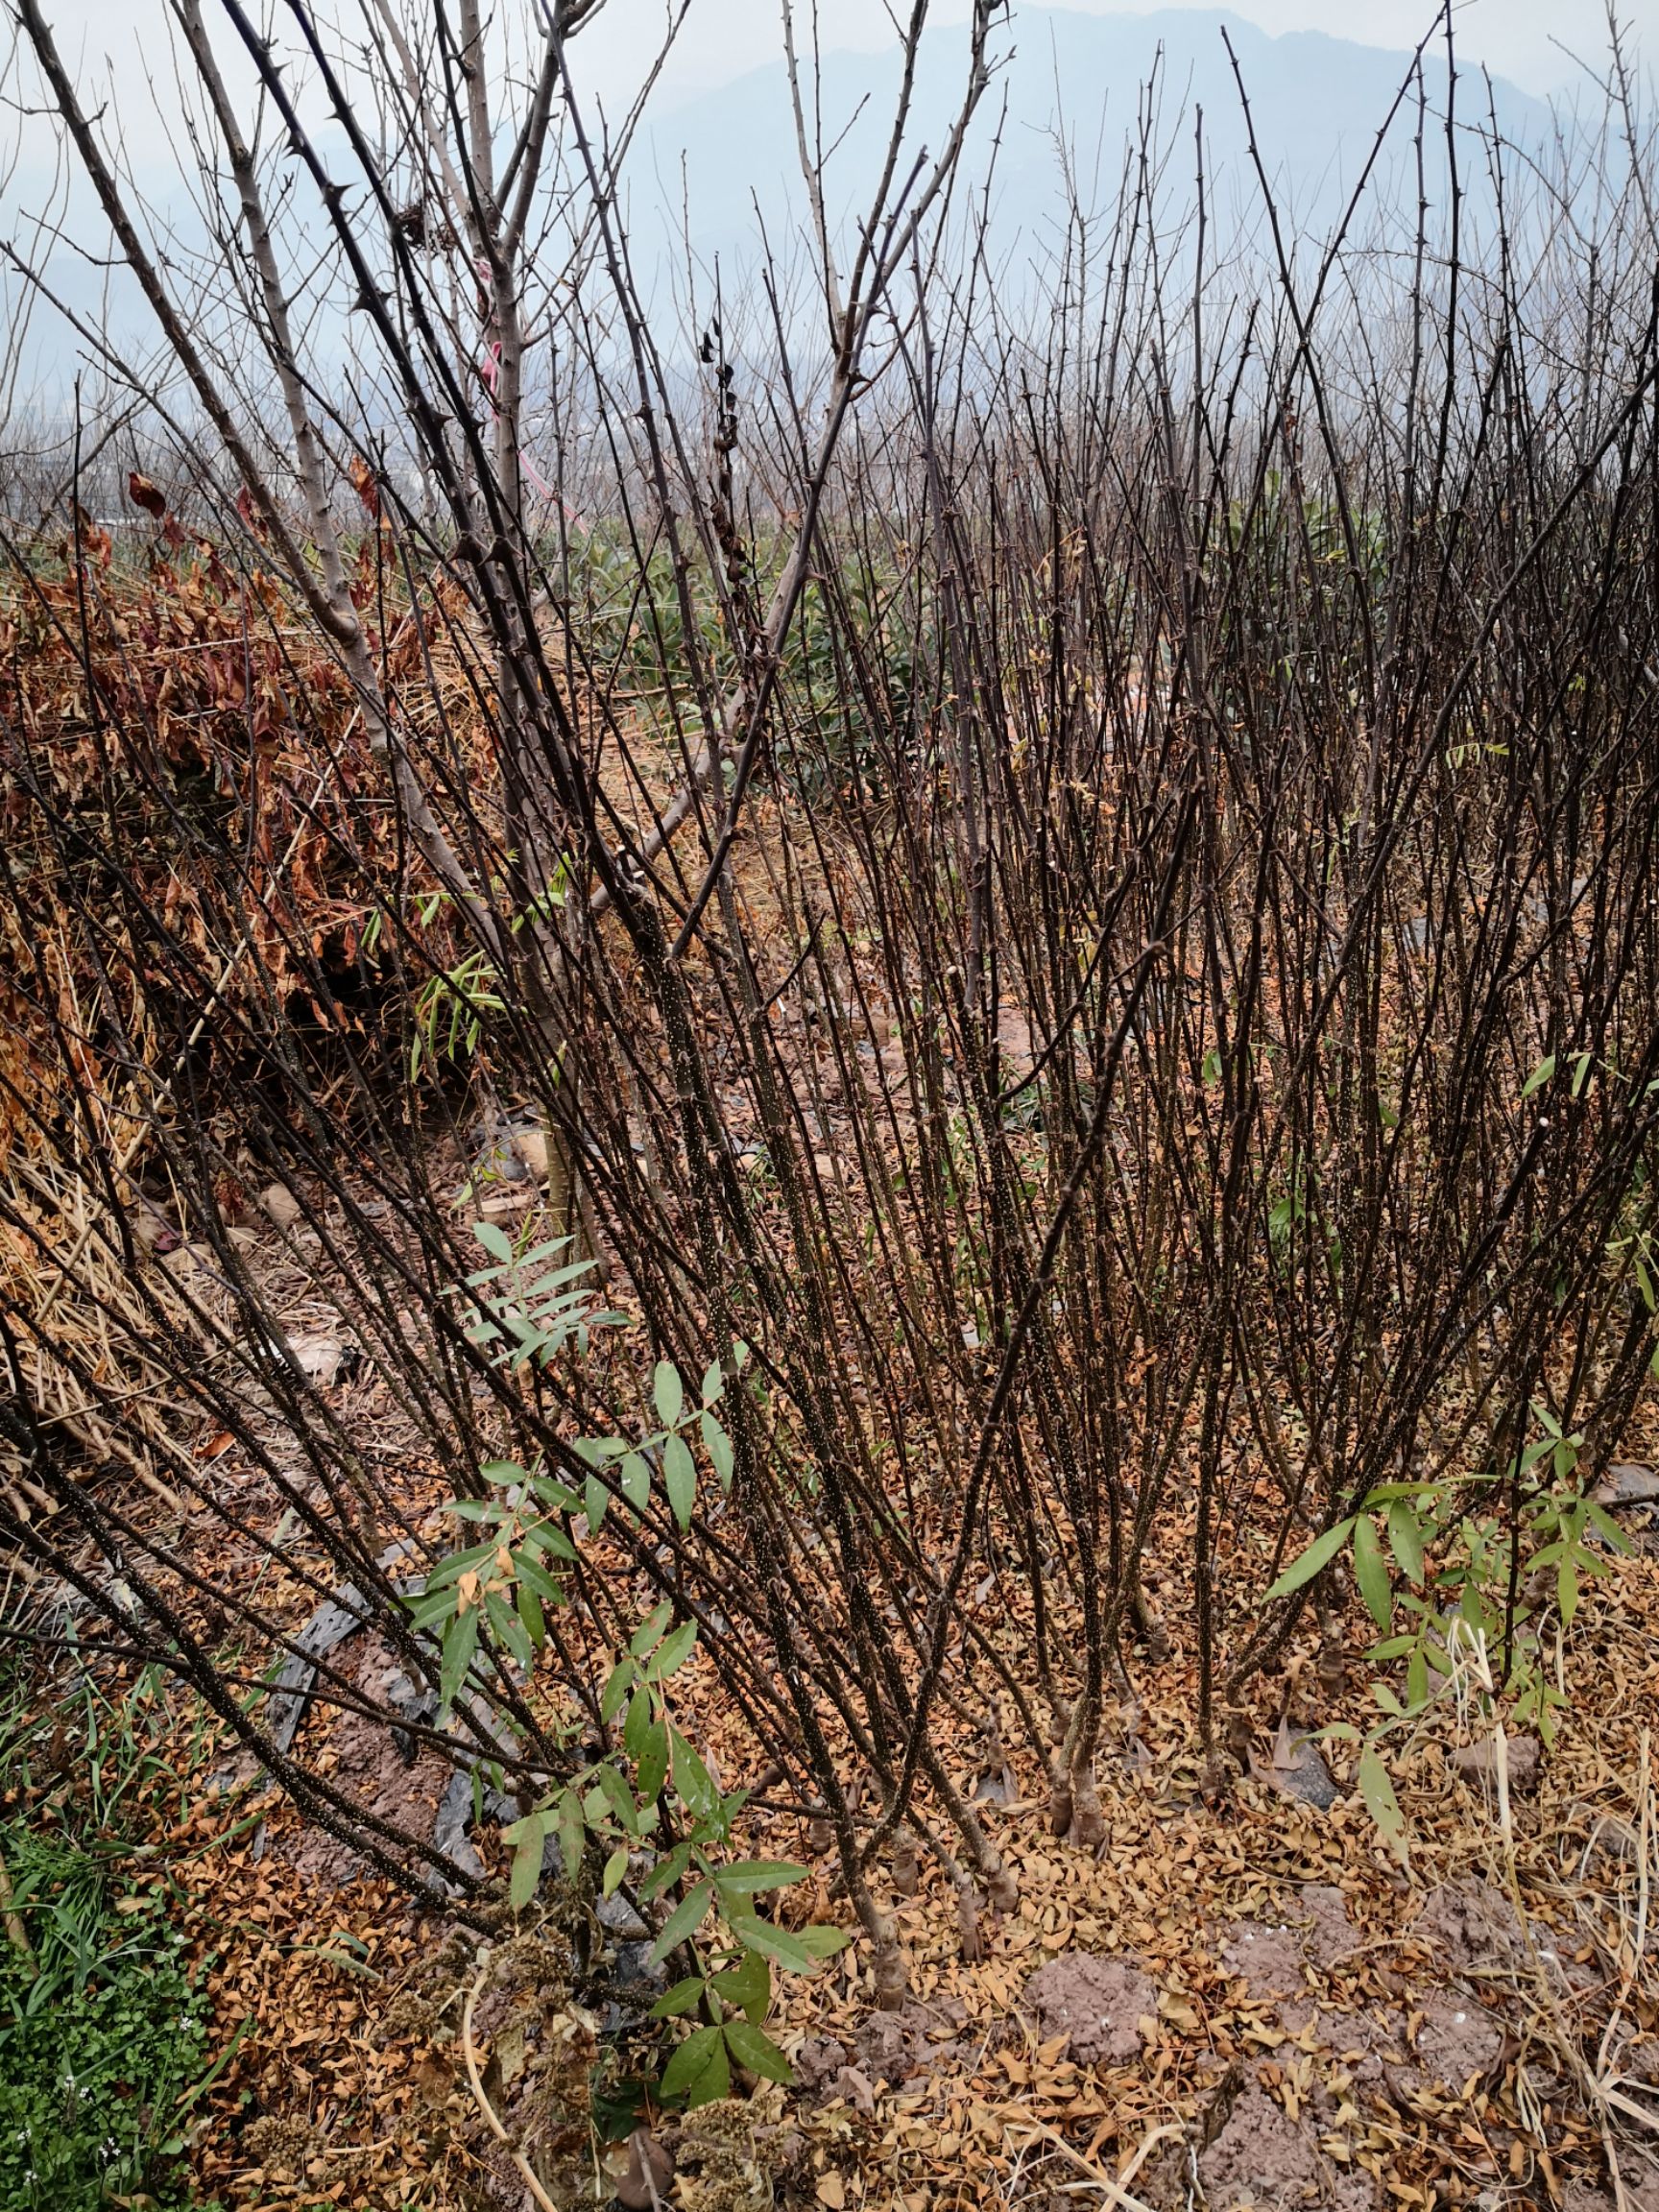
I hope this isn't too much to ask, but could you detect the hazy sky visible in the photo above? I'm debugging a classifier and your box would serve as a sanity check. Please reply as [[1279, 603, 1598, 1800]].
[[4, 1, 1643, 407], [624, 0, 1648, 104], [7, 0, 1649, 174]]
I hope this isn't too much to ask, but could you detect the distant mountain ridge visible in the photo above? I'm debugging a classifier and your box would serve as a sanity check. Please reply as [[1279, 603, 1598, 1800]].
[[636, 8, 1558, 281], [0, 7, 1571, 398]]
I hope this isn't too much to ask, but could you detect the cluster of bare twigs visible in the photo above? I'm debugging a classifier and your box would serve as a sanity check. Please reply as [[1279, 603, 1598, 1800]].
[[3, 0, 1659, 2011]]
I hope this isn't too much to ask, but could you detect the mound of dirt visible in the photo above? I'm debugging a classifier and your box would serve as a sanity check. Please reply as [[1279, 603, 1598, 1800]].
[[1408, 1993, 1504, 2089], [1022, 1950, 1156, 2064], [1295, 1883, 1357, 1970], [796, 1997, 978, 2094], [1410, 1879, 1527, 1976], [1221, 1919, 1310, 2002], [1197, 2082, 1377, 2212], [1562, 2157, 1659, 2212]]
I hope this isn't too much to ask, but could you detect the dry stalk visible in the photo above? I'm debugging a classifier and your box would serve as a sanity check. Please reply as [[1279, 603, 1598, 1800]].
[[460, 1956, 562, 2212]]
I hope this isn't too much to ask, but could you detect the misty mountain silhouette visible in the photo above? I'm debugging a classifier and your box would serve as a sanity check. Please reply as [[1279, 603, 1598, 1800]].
[[637, 8, 1556, 279]]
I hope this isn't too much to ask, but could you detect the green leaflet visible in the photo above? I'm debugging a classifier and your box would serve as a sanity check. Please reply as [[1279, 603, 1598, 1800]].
[[702, 1410, 735, 1492], [1357, 1745, 1407, 1863], [722, 2017, 793, 2084], [715, 1860, 809, 1893], [1385, 1500, 1426, 1584], [652, 1619, 699, 1680], [650, 1976, 707, 2021], [508, 1810, 546, 1911], [1353, 1513, 1392, 1631], [648, 1880, 714, 1966], [654, 1360, 685, 1425], [660, 2022, 729, 2106], [710, 1948, 771, 2025], [1262, 1516, 1356, 1604], [726, 1913, 812, 1971], [662, 1432, 698, 1528]]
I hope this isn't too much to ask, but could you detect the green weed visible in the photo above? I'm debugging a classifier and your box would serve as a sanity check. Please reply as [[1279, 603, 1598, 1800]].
[[0, 1665, 225, 2210]]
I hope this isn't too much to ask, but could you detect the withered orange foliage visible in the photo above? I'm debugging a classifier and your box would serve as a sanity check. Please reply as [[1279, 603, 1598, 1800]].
[[0, 527, 488, 1160]]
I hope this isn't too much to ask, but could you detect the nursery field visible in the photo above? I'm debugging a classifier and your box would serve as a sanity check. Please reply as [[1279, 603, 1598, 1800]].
[[4, 0, 1659, 2205]]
